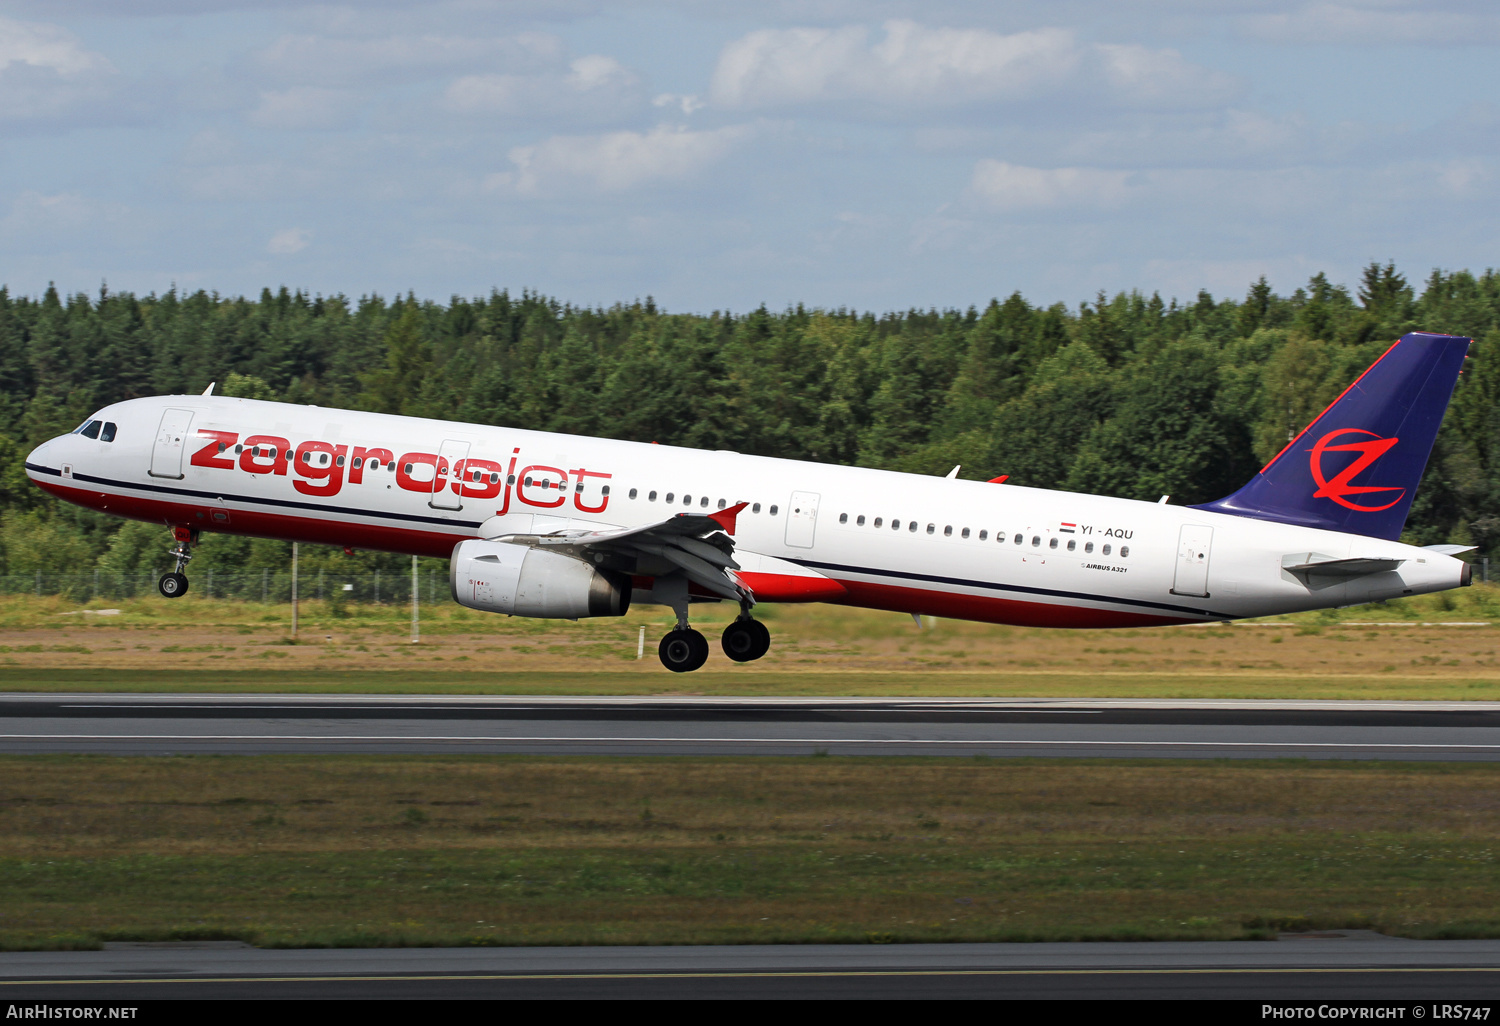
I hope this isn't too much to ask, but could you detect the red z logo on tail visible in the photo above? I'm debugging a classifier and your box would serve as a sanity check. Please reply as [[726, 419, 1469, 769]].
[[1308, 429, 1403, 512]]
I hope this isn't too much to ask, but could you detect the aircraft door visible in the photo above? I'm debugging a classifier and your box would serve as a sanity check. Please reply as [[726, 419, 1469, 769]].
[[149, 408, 195, 480], [431, 439, 471, 510], [1171, 524, 1214, 598], [785, 491, 820, 548]]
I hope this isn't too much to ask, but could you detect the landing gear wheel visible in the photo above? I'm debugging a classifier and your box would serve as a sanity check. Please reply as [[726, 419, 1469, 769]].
[[659, 628, 710, 673], [721, 619, 771, 662], [158, 572, 189, 598]]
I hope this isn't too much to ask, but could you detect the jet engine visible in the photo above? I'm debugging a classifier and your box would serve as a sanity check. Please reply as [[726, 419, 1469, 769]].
[[449, 539, 630, 619]]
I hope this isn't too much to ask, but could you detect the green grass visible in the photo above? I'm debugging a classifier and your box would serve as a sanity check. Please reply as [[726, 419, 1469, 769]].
[[1, 755, 1499, 948], [5, 667, 1500, 700]]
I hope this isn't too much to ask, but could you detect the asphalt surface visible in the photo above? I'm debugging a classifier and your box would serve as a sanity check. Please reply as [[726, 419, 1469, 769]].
[[3, 694, 1500, 759], [3, 935, 1500, 999]]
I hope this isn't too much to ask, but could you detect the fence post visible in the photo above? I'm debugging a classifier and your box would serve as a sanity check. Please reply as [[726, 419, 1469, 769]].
[[374, 569, 380, 604], [262, 568, 268, 603], [291, 543, 299, 638], [318, 569, 324, 601], [411, 555, 419, 644], [206, 568, 213, 599]]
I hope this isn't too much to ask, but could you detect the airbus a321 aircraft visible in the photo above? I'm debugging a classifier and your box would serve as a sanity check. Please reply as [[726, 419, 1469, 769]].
[[24, 330, 1475, 672]]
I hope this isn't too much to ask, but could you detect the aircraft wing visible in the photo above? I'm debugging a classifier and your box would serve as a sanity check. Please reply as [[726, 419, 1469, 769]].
[[491, 502, 752, 603]]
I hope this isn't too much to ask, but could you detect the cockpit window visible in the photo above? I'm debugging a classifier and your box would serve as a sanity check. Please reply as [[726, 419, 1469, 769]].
[[76, 420, 101, 439], [100, 422, 117, 442]]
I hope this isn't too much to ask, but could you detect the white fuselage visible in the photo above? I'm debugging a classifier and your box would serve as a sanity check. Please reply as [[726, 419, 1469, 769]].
[[25, 395, 1468, 627]]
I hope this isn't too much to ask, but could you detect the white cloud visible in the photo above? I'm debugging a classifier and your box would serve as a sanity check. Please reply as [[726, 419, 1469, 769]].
[[497, 123, 753, 196], [0, 15, 116, 123], [1241, 4, 1500, 45], [248, 87, 359, 131], [0, 16, 110, 75], [969, 160, 1130, 210], [653, 93, 704, 116], [443, 54, 644, 122], [1095, 44, 1239, 108], [254, 31, 562, 87], [267, 227, 312, 255], [2, 190, 94, 233], [711, 21, 1077, 109]]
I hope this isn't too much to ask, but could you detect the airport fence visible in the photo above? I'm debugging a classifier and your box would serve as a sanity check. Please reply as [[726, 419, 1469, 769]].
[[0, 571, 455, 605]]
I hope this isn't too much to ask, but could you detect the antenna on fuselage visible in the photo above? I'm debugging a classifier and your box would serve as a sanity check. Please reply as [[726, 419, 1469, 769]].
[[202, 382, 215, 396]]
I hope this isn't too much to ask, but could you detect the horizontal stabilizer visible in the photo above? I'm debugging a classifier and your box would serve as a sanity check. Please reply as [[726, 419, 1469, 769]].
[[1282, 553, 1405, 578], [1424, 543, 1476, 556]]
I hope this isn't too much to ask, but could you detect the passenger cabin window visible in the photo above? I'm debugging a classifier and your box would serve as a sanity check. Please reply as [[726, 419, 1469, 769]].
[[978, 530, 987, 540], [701, 496, 709, 507], [665, 492, 674, 503], [960, 528, 968, 539], [926, 524, 935, 535], [769, 505, 779, 515], [1049, 537, 1058, 549], [751, 502, 760, 512], [649, 491, 657, 501], [1120, 546, 1130, 558], [629, 488, 638, 499], [1085, 542, 1094, 553], [716, 498, 725, 509], [839, 513, 848, 524], [909, 521, 918, 533], [352, 457, 363, 469], [873, 518, 883, 528], [1014, 534, 1023, 545], [1031, 536, 1041, 547], [1102, 544, 1112, 556], [1066, 539, 1075, 551], [857, 515, 865, 526], [602, 486, 611, 497], [891, 520, 899, 530]]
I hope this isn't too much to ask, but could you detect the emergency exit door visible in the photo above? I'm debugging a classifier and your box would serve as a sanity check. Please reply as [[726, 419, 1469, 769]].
[[785, 491, 820, 548], [1171, 524, 1214, 597]]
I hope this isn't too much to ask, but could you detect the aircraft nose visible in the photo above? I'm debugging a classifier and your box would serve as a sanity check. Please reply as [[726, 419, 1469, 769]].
[[26, 438, 55, 467]]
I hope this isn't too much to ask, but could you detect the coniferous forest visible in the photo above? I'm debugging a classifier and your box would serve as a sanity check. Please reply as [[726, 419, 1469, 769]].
[[2, 263, 1500, 582]]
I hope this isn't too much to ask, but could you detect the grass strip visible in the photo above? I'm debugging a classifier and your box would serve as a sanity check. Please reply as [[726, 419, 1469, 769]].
[[1, 754, 1498, 948], [4, 667, 1500, 700]]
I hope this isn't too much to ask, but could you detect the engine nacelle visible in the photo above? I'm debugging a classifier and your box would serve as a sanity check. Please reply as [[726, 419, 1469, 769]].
[[449, 539, 630, 619]]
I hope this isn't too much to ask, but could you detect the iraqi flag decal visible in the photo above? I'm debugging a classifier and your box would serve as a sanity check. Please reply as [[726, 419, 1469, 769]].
[[1059, 523, 1077, 534]]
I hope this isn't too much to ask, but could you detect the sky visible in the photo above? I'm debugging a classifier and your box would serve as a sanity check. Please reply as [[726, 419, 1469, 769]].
[[0, 0, 1496, 313]]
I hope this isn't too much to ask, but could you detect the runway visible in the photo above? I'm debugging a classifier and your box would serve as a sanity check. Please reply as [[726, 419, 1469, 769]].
[[3, 934, 1500, 999], [4, 693, 1500, 759]]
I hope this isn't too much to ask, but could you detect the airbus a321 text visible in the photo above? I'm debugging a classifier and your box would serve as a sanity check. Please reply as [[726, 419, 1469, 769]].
[[25, 331, 1475, 672]]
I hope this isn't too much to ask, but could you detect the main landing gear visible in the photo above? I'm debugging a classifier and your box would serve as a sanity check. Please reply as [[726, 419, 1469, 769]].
[[158, 527, 196, 599], [658, 618, 771, 673], [656, 584, 772, 672], [721, 617, 771, 663]]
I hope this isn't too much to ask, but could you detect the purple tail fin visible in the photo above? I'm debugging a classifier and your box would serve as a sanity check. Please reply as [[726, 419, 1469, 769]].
[[1192, 331, 1470, 541]]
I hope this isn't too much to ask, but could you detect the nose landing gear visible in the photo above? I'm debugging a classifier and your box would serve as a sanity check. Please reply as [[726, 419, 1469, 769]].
[[157, 526, 197, 599]]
